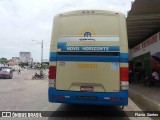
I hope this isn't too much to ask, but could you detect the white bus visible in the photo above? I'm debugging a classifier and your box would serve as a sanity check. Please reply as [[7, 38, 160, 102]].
[[48, 10, 128, 106]]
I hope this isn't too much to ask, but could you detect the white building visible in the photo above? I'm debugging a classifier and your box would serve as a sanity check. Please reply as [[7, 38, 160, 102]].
[[19, 52, 32, 63]]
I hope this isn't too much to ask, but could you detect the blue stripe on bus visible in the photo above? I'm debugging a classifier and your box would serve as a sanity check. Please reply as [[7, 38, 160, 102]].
[[50, 52, 128, 63], [57, 42, 67, 49], [59, 46, 120, 52], [120, 53, 128, 63], [57, 42, 120, 52], [48, 87, 128, 106], [49, 52, 56, 61]]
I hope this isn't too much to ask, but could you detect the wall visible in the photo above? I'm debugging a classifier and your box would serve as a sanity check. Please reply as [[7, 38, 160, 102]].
[[130, 32, 160, 59]]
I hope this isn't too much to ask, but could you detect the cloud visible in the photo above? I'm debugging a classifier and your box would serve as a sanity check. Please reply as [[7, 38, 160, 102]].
[[0, 0, 133, 61]]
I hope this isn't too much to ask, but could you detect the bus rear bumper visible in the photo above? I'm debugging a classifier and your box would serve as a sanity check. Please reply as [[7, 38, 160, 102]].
[[48, 87, 128, 106]]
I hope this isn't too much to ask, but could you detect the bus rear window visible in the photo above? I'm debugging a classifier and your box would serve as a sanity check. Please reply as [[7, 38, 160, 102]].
[[58, 15, 119, 42]]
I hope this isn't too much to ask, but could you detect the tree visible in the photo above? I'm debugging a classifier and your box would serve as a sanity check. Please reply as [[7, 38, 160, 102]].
[[19, 62, 28, 68], [0, 57, 8, 66], [41, 63, 48, 70]]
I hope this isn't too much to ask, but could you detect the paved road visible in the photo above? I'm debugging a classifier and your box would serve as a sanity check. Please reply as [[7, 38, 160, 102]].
[[0, 69, 152, 120]]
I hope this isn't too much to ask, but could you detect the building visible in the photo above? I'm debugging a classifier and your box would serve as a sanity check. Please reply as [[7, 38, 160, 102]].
[[7, 60, 18, 66], [127, 0, 160, 81], [130, 32, 160, 78], [19, 52, 32, 63], [12, 57, 20, 63]]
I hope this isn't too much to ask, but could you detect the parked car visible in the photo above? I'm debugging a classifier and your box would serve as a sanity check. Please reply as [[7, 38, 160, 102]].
[[0, 67, 13, 79]]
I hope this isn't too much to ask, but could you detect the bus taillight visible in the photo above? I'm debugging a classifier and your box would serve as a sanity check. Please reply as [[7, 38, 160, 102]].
[[120, 67, 129, 90], [48, 66, 56, 87], [49, 66, 56, 79], [120, 68, 128, 81]]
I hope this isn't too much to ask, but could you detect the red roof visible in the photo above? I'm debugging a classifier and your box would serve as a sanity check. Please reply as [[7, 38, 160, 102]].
[[7, 61, 18, 65]]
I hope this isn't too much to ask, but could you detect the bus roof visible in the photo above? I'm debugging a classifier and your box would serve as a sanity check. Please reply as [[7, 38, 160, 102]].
[[55, 10, 125, 18]]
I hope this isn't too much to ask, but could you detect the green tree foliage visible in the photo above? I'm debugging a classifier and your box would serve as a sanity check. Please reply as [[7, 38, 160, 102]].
[[19, 62, 28, 68], [0, 57, 8, 66], [41, 63, 48, 70]]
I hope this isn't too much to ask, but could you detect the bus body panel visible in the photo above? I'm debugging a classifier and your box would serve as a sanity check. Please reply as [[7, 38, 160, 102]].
[[56, 61, 120, 92], [49, 10, 128, 106], [48, 87, 128, 105], [51, 11, 127, 46]]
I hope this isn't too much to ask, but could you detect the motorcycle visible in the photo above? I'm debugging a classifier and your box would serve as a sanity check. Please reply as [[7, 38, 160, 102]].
[[32, 73, 44, 80]]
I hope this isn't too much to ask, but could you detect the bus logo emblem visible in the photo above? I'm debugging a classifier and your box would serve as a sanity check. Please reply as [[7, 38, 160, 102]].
[[84, 32, 91, 37]]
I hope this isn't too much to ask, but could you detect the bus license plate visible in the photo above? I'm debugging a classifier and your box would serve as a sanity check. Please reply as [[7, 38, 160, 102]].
[[80, 86, 93, 91]]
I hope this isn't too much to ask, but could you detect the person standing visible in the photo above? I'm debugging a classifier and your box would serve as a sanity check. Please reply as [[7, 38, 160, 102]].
[[19, 69, 21, 74], [17, 68, 21, 74], [151, 69, 159, 86]]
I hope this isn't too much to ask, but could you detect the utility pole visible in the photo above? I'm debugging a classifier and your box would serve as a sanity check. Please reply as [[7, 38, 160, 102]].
[[32, 40, 44, 75], [40, 40, 43, 75]]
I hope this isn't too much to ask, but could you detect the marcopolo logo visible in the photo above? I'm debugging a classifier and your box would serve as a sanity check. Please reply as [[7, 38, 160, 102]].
[[79, 32, 95, 41], [84, 32, 91, 37]]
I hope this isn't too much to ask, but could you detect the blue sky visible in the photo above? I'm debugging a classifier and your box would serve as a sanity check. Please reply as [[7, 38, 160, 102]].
[[0, 0, 133, 62]]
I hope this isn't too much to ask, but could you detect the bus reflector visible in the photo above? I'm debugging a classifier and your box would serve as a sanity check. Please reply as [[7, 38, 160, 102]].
[[110, 97, 118, 102], [121, 81, 129, 90], [120, 68, 128, 81], [48, 66, 56, 79]]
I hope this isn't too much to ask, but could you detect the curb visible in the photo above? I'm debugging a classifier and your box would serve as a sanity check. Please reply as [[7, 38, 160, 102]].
[[129, 89, 160, 111]]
